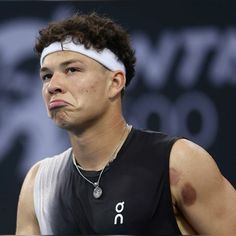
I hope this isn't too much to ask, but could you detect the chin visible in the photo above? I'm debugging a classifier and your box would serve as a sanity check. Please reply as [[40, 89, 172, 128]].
[[52, 119, 70, 130], [51, 111, 72, 129]]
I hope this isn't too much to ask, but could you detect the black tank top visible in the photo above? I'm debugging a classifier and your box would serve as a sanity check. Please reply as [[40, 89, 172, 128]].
[[48, 128, 181, 234]]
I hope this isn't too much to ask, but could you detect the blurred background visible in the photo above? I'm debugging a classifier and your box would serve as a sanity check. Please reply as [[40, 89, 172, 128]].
[[0, 0, 235, 233]]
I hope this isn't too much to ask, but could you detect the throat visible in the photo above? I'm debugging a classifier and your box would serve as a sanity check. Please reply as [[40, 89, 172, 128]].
[[71, 124, 132, 171]]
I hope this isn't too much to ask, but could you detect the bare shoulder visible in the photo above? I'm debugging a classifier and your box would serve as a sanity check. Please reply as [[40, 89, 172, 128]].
[[169, 138, 222, 210], [170, 138, 216, 166], [169, 138, 236, 234], [169, 138, 230, 202], [16, 160, 43, 234], [170, 138, 222, 182], [23, 160, 42, 185], [19, 160, 43, 198]]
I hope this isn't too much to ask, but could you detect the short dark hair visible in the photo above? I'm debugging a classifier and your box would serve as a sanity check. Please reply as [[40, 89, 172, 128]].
[[34, 12, 136, 87]]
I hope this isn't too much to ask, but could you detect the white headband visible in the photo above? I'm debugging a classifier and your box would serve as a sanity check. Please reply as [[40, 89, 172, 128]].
[[40, 37, 126, 74]]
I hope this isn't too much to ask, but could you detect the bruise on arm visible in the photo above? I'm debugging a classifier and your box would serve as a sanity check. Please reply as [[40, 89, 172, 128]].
[[169, 167, 181, 186], [181, 182, 197, 206], [170, 138, 236, 234], [170, 167, 198, 234], [170, 168, 197, 206]]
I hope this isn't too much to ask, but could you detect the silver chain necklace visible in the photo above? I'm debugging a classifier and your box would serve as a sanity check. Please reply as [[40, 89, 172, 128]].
[[72, 124, 132, 199]]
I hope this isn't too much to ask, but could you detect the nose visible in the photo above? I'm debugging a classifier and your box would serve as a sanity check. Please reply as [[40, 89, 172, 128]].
[[47, 72, 65, 94]]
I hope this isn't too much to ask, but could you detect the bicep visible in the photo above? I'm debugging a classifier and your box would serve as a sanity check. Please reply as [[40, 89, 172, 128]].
[[16, 162, 41, 235], [170, 139, 236, 234], [179, 175, 236, 234]]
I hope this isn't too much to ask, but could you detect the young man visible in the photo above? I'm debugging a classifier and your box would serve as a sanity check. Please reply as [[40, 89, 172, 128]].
[[16, 12, 236, 235]]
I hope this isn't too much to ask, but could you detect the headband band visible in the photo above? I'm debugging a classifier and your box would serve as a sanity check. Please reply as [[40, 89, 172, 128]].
[[40, 37, 126, 74]]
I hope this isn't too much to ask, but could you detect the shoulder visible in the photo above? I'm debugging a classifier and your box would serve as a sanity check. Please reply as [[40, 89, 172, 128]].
[[133, 128, 178, 147], [16, 148, 72, 234], [169, 139, 222, 199], [169, 138, 230, 210], [37, 147, 72, 169], [23, 147, 72, 190], [169, 140, 236, 234], [21, 160, 43, 191], [169, 138, 220, 183]]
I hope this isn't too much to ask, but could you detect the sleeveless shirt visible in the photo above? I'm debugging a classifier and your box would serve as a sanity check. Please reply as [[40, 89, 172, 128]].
[[34, 128, 181, 234]]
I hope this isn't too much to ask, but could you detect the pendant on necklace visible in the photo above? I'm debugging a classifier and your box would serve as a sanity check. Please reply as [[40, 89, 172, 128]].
[[93, 185, 103, 199], [93, 182, 102, 199]]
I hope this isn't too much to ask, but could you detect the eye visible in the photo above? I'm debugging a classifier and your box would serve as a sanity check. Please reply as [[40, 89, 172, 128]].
[[41, 73, 52, 82], [66, 67, 80, 74]]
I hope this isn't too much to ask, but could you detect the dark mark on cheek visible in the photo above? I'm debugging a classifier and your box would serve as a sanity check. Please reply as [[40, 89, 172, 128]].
[[181, 182, 197, 206]]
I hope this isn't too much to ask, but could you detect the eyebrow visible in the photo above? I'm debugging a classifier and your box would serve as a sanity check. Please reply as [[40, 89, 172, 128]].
[[40, 59, 85, 73]]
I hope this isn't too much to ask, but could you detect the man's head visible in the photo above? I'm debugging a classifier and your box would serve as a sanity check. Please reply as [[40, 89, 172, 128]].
[[35, 12, 136, 131], [35, 12, 136, 87]]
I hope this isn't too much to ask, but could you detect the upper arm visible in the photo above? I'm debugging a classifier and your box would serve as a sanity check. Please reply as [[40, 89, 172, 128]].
[[170, 139, 236, 234], [16, 161, 41, 235]]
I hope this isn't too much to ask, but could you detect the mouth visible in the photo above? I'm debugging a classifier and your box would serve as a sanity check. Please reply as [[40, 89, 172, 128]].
[[48, 100, 70, 110]]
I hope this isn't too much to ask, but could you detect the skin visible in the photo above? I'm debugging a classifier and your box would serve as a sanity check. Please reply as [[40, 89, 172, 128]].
[[16, 51, 236, 235], [170, 139, 236, 234], [41, 51, 127, 170]]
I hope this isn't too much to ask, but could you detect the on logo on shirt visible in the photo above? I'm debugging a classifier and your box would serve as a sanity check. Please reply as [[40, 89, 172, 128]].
[[114, 201, 125, 225]]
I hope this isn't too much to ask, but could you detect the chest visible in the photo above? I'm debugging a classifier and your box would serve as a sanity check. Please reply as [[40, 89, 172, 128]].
[[48, 166, 166, 234]]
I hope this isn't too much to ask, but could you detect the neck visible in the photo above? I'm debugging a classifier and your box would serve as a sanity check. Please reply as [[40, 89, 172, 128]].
[[69, 118, 130, 171]]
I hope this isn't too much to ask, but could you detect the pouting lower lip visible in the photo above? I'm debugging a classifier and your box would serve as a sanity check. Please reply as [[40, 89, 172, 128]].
[[49, 100, 68, 110]]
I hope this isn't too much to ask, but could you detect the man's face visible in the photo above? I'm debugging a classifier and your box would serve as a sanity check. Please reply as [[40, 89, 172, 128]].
[[40, 51, 112, 131]]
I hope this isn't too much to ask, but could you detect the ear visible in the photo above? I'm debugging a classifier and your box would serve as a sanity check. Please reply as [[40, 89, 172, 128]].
[[108, 71, 126, 98]]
